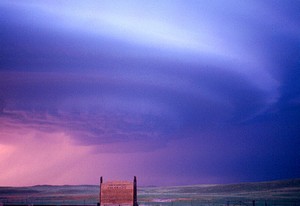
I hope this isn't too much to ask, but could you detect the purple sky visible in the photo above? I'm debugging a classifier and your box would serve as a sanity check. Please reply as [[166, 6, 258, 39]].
[[0, 0, 300, 186]]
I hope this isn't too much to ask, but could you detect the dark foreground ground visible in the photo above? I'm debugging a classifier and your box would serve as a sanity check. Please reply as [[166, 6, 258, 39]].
[[1, 179, 300, 206]]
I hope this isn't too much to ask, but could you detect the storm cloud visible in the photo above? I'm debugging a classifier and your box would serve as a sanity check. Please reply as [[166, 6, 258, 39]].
[[0, 0, 299, 186]]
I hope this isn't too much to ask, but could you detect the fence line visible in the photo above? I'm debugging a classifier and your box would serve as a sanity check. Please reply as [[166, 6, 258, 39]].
[[1, 199, 300, 206]]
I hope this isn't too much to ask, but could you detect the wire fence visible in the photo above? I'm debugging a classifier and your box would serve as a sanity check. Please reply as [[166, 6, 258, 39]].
[[1, 200, 300, 206], [138, 199, 300, 206]]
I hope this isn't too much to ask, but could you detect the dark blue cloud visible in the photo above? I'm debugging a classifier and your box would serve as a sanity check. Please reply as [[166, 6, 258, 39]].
[[1, 0, 300, 184]]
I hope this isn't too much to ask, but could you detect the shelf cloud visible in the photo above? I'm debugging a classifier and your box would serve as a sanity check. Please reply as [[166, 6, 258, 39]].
[[0, 0, 300, 186]]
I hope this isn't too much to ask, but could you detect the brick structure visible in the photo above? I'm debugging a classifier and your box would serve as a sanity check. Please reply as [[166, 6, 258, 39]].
[[99, 177, 138, 206]]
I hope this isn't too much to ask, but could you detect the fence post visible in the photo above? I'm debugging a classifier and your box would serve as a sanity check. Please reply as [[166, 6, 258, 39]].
[[252, 200, 255, 206]]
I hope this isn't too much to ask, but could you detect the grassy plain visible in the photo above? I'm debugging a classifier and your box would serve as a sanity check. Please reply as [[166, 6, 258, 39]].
[[0, 179, 299, 206]]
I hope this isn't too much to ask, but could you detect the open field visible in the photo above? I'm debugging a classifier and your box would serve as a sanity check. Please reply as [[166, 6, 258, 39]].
[[1, 179, 300, 206]]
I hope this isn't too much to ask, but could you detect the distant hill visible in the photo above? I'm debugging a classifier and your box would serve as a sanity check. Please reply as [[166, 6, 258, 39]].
[[1, 179, 299, 205], [163, 178, 300, 193]]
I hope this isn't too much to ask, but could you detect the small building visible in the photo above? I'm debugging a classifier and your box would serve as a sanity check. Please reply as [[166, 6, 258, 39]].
[[99, 177, 138, 206]]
